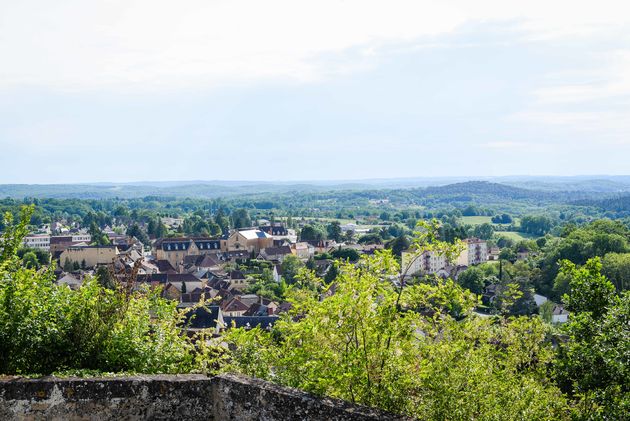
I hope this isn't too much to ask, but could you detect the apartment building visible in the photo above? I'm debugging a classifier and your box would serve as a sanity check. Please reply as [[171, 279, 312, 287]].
[[457, 238, 488, 266]]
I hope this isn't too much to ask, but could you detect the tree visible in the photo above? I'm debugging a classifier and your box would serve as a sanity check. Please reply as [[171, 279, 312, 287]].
[[280, 255, 304, 285], [387, 235, 410, 257], [126, 223, 149, 245], [63, 257, 74, 272], [300, 225, 325, 242], [520, 215, 553, 236], [226, 244, 568, 419], [539, 300, 554, 324], [21, 251, 39, 270], [555, 258, 629, 419], [473, 222, 494, 240], [601, 252, 630, 291], [95, 266, 116, 290], [357, 233, 383, 245], [330, 248, 360, 262], [326, 221, 342, 242], [232, 209, 252, 229], [456, 266, 485, 294], [324, 262, 339, 284]]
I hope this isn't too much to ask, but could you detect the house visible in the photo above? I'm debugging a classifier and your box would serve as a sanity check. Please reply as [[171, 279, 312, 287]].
[[228, 270, 250, 289], [533, 294, 548, 307], [222, 250, 250, 262], [457, 238, 488, 266], [552, 304, 569, 324], [161, 217, 184, 229], [307, 239, 338, 253], [226, 229, 273, 254], [291, 242, 314, 260], [183, 254, 222, 273], [222, 297, 250, 317], [154, 237, 223, 267], [258, 246, 293, 262], [488, 247, 500, 261], [183, 305, 224, 334], [59, 245, 118, 268], [57, 272, 82, 289], [259, 224, 288, 236], [517, 247, 530, 261], [259, 224, 298, 244]]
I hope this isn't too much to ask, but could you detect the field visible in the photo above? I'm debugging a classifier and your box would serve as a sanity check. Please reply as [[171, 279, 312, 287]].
[[461, 216, 493, 225], [461, 216, 520, 226], [495, 231, 537, 241]]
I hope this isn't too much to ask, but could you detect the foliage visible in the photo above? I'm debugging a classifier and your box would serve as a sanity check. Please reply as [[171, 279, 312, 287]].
[[300, 224, 326, 242], [555, 258, 629, 419], [456, 266, 485, 294], [280, 254, 304, 285], [601, 252, 630, 291], [0, 207, 223, 376], [226, 224, 570, 419], [330, 247, 360, 262], [520, 215, 553, 236], [326, 221, 342, 242]]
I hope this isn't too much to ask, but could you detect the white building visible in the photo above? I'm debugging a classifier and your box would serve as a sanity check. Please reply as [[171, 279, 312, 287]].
[[23, 234, 51, 251]]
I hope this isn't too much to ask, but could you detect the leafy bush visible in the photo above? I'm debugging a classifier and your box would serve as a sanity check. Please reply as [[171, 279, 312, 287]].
[[225, 228, 571, 419], [0, 206, 223, 376]]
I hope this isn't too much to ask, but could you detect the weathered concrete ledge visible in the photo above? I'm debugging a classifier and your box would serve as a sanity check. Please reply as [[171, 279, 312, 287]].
[[0, 373, 409, 420]]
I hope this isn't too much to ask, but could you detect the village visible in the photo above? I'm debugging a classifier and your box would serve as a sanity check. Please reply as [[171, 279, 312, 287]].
[[19, 216, 568, 333]]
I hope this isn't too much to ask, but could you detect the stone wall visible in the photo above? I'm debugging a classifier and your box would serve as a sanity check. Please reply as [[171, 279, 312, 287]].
[[0, 373, 409, 420]]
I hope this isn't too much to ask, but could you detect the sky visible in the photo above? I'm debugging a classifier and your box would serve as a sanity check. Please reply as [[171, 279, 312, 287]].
[[1, 0, 630, 184]]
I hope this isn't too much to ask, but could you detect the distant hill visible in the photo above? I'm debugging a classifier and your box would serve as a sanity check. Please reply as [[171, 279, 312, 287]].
[[572, 194, 630, 213], [0, 178, 623, 201]]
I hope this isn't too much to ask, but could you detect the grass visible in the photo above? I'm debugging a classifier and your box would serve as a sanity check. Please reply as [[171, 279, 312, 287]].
[[461, 216, 493, 225], [461, 216, 520, 226], [496, 231, 538, 241]]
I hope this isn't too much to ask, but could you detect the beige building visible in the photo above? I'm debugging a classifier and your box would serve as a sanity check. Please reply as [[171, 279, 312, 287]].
[[59, 245, 118, 268], [226, 229, 273, 255], [457, 238, 488, 266], [291, 242, 315, 260], [155, 237, 223, 268]]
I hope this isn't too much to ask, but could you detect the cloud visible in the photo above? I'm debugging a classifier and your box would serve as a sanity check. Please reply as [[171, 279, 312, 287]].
[[1, 0, 630, 92]]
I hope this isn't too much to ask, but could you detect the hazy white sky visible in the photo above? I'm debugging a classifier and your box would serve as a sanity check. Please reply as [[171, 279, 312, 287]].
[[1, 0, 629, 183]]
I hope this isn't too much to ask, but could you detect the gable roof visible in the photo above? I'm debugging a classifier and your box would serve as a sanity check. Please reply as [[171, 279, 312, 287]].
[[184, 305, 223, 329], [184, 254, 221, 267], [222, 298, 249, 313], [260, 246, 292, 257], [155, 259, 177, 273]]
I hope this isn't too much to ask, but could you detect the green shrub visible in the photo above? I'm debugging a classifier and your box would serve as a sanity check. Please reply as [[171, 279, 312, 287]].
[[0, 206, 223, 376]]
